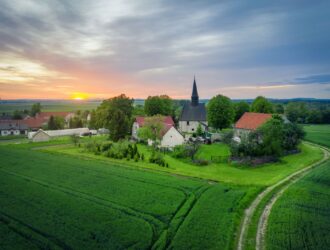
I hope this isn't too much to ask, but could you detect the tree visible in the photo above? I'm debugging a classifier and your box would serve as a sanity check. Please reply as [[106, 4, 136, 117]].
[[274, 104, 284, 114], [47, 116, 56, 130], [30, 103, 41, 117], [132, 104, 145, 116], [144, 95, 173, 116], [12, 110, 23, 119], [138, 115, 165, 142], [251, 96, 273, 113], [47, 115, 65, 130], [196, 123, 203, 136], [69, 117, 83, 128], [89, 94, 133, 141], [207, 95, 235, 130], [282, 123, 305, 150], [285, 102, 308, 123], [234, 101, 250, 121], [258, 115, 284, 156]]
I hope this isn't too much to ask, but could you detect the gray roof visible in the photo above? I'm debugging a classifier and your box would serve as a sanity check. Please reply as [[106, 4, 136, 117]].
[[179, 102, 207, 121], [0, 120, 28, 130]]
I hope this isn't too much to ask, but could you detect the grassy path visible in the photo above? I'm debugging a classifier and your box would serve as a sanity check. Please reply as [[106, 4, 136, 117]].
[[237, 142, 329, 250]]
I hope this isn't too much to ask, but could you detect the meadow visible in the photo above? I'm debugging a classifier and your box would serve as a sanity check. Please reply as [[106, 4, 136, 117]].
[[303, 124, 330, 148], [43, 141, 323, 186], [266, 160, 330, 249], [0, 144, 257, 250]]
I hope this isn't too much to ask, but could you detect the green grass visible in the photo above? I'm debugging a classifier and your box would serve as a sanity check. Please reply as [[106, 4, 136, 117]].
[[304, 124, 330, 148], [0, 145, 255, 249], [266, 160, 330, 249], [195, 143, 230, 161], [44, 142, 323, 186]]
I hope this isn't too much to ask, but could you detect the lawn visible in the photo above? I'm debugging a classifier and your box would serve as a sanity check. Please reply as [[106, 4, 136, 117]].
[[42, 141, 323, 186], [266, 159, 330, 249], [0, 145, 256, 250], [304, 124, 330, 148]]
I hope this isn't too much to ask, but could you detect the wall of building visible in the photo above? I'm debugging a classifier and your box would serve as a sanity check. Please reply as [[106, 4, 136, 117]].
[[0, 130, 26, 136], [131, 122, 139, 139], [161, 127, 184, 148], [32, 132, 51, 142], [179, 121, 207, 133], [234, 128, 251, 140]]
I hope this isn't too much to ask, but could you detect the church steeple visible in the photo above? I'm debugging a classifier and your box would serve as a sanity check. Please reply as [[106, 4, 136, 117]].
[[191, 76, 199, 106]]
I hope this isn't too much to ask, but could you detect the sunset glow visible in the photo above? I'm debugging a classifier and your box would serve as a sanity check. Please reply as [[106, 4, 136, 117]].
[[71, 93, 89, 101], [0, 1, 329, 99]]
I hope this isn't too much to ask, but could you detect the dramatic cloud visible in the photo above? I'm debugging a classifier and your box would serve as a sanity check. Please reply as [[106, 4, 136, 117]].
[[0, 0, 329, 99]]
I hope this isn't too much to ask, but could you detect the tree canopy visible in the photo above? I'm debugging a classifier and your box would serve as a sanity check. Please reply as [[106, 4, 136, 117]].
[[234, 101, 250, 121], [207, 95, 235, 130], [30, 103, 41, 117], [144, 95, 173, 116], [251, 96, 273, 113], [90, 94, 134, 141], [138, 115, 165, 142]]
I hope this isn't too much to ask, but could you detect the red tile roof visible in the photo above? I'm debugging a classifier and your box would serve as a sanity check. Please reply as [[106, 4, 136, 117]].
[[235, 112, 272, 130], [36, 112, 73, 119], [22, 117, 46, 129], [135, 116, 174, 135]]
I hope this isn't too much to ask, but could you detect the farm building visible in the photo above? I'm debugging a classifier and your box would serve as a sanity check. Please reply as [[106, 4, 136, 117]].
[[0, 120, 28, 136], [28, 128, 90, 141], [132, 116, 175, 140], [179, 77, 207, 133], [160, 126, 185, 148], [132, 116, 184, 148], [234, 112, 272, 140], [24, 112, 75, 130], [31, 129, 51, 142]]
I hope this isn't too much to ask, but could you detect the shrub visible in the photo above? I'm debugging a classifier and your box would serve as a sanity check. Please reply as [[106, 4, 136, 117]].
[[193, 159, 209, 166], [149, 151, 166, 167], [222, 130, 234, 144]]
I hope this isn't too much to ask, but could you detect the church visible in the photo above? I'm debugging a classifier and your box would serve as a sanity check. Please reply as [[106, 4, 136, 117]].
[[179, 77, 208, 133]]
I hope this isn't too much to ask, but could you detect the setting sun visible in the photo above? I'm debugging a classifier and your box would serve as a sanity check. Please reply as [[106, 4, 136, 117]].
[[71, 92, 88, 101]]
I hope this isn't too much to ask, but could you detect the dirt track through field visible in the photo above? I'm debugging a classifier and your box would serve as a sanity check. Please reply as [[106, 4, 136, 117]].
[[237, 142, 329, 250]]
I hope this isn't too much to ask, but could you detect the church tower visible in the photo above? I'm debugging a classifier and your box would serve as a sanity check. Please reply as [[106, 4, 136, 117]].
[[191, 76, 199, 106]]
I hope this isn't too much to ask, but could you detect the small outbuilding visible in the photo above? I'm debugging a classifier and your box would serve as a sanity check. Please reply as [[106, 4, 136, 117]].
[[31, 129, 51, 142]]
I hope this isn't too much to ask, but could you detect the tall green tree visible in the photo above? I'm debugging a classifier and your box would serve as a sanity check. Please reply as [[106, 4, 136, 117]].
[[144, 95, 173, 116], [207, 95, 235, 130], [47, 116, 64, 130], [92, 94, 133, 141], [274, 104, 284, 114], [285, 102, 308, 123], [30, 103, 41, 117], [251, 96, 273, 113], [138, 115, 165, 142], [234, 101, 250, 121]]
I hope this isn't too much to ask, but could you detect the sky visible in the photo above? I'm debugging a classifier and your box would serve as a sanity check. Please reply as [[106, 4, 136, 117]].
[[0, 0, 330, 100]]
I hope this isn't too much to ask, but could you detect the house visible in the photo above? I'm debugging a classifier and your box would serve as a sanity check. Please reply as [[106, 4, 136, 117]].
[[234, 112, 272, 141], [179, 77, 207, 133], [132, 116, 184, 148], [30, 129, 51, 142], [132, 116, 175, 140], [24, 111, 75, 130], [161, 126, 185, 148], [0, 120, 28, 136]]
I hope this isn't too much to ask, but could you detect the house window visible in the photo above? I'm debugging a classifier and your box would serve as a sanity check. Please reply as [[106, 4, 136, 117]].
[[187, 121, 190, 125], [192, 128, 194, 131]]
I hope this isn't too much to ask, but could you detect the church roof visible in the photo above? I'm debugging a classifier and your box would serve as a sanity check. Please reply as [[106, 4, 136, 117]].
[[179, 102, 207, 121]]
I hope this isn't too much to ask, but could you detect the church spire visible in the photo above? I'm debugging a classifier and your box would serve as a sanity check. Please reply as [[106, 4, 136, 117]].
[[191, 76, 199, 106]]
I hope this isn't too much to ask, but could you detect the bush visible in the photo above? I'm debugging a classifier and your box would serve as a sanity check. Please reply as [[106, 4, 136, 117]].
[[149, 151, 166, 167], [193, 159, 209, 166], [222, 130, 234, 144]]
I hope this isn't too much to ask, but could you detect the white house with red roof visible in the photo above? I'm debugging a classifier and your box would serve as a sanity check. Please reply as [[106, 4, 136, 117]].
[[132, 116, 184, 148], [234, 112, 272, 141]]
